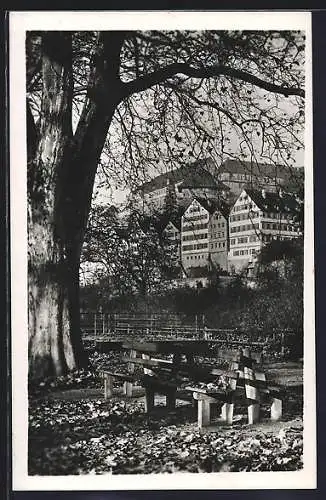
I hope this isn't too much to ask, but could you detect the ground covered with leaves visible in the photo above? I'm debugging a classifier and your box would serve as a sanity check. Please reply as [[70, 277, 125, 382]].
[[28, 352, 303, 475]]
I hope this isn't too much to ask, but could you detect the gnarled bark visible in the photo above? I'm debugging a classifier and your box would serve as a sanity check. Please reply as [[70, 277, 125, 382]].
[[27, 31, 124, 379]]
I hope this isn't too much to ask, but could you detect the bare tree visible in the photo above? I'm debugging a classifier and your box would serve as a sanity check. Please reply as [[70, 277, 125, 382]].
[[81, 204, 175, 296], [26, 30, 304, 378]]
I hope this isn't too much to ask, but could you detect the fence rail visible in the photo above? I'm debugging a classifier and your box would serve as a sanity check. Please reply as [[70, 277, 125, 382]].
[[80, 311, 296, 354]]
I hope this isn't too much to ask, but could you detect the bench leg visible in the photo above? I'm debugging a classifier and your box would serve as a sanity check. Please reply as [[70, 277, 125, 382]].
[[104, 374, 113, 399], [128, 349, 137, 373], [142, 354, 154, 376], [221, 402, 234, 424], [271, 397, 282, 421], [248, 403, 260, 424], [198, 400, 211, 428], [123, 381, 133, 397], [144, 388, 154, 413], [166, 389, 176, 409]]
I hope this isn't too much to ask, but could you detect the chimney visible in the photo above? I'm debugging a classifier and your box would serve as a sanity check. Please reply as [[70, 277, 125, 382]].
[[261, 188, 266, 199]]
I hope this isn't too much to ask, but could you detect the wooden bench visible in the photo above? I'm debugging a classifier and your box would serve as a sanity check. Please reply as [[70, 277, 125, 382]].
[[99, 370, 139, 398], [185, 348, 284, 428], [186, 386, 235, 427], [99, 368, 180, 413]]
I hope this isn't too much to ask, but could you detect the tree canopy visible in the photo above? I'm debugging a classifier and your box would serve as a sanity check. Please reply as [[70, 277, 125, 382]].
[[27, 30, 305, 196]]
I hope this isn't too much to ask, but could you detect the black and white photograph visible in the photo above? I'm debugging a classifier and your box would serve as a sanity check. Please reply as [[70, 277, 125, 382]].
[[10, 11, 315, 490]]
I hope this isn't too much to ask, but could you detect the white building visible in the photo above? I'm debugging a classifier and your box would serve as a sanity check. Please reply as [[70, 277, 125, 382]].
[[228, 188, 301, 274], [181, 197, 229, 272]]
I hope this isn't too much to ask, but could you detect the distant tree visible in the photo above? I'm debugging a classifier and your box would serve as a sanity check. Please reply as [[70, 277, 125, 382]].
[[256, 237, 303, 284], [162, 180, 178, 219], [82, 205, 174, 297]]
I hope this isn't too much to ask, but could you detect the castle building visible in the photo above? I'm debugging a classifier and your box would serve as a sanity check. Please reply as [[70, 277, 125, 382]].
[[136, 157, 303, 215], [217, 159, 304, 196], [137, 158, 223, 214]]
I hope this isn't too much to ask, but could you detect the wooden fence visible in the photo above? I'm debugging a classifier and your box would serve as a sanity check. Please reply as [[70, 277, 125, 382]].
[[80, 311, 296, 353]]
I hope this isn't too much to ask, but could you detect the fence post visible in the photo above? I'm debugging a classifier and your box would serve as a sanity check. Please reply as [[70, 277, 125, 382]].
[[94, 312, 97, 338], [102, 312, 105, 337]]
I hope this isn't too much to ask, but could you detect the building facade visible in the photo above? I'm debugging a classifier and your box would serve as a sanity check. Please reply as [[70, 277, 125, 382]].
[[228, 188, 301, 274], [181, 199, 210, 270], [208, 208, 229, 271], [181, 198, 229, 272]]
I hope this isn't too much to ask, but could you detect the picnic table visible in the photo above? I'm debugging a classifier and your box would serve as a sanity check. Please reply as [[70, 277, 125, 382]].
[[98, 340, 283, 428]]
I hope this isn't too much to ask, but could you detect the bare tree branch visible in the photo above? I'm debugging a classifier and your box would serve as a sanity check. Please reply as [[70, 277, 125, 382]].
[[123, 62, 305, 99]]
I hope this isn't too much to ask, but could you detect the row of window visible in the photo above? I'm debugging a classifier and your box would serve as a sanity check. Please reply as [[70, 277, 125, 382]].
[[232, 248, 257, 256], [211, 222, 225, 229], [230, 223, 259, 233], [182, 232, 208, 242], [210, 242, 226, 249], [232, 203, 254, 212], [230, 211, 259, 222], [230, 235, 258, 245], [262, 234, 295, 243], [263, 212, 288, 220], [261, 222, 296, 231], [183, 222, 208, 232], [182, 243, 208, 251], [210, 232, 225, 239], [185, 254, 207, 261]]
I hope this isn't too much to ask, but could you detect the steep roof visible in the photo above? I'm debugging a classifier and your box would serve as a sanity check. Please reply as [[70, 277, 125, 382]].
[[245, 188, 300, 213], [140, 158, 217, 194], [192, 196, 230, 219]]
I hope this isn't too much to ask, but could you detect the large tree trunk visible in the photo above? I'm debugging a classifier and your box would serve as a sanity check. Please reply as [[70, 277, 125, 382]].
[[28, 31, 125, 379]]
